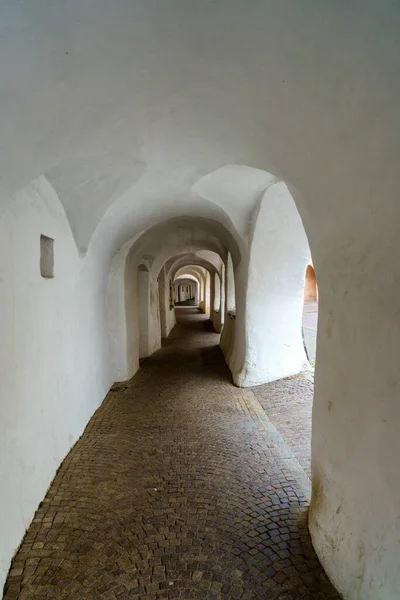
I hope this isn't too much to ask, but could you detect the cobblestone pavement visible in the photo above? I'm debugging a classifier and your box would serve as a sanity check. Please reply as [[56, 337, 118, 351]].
[[3, 309, 340, 600], [252, 377, 313, 478]]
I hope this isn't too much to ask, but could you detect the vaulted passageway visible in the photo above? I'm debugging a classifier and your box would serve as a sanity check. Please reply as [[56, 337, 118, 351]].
[[2, 3, 400, 598], [3, 310, 338, 600]]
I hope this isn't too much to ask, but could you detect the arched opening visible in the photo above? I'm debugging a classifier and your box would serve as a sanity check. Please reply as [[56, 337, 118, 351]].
[[226, 252, 236, 317], [210, 272, 223, 333], [5, 0, 400, 593], [174, 276, 198, 306], [220, 253, 237, 363], [157, 267, 168, 339], [3, 166, 375, 600], [204, 270, 211, 316], [137, 264, 150, 359], [106, 217, 240, 385], [214, 272, 221, 313], [304, 263, 318, 302], [199, 273, 206, 312], [220, 262, 226, 329], [303, 260, 318, 366]]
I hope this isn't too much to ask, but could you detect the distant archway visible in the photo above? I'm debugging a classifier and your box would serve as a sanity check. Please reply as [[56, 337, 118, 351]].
[[214, 272, 221, 313], [304, 263, 318, 302], [302, 261, 318, 364], [226, 253, 236, 315], [174, 276, 198, 306]]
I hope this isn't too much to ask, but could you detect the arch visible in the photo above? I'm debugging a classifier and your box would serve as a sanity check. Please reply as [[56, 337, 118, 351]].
[[176, 268, 206, 310], [214, 272, 221, 312], [106, 218, 234, 385], [226, 252, 236, 315], [220, 252, 237, 363], [4, 5, 400, 596], [220, 262, 226, 330], [171, 258, 219, 283], [212, 272, 222, 332], [204, 270, 211, 316], [304, 263, 318, 302], [175, 267, 203, 309], [157, 266, 168, 339], [89, 193, 245, 267], [174, 276, 198, 305], [169, 254, 221, 319], [174, 273, 200, 305], [99, 213, 242, 279], [158, 264, 177, 339], [174, 266, 211, 314], [171, 257, 224, 335], [175, 269, 202, 290]]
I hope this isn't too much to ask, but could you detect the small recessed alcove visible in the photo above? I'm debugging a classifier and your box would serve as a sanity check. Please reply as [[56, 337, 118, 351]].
[[40, 235, 54, 278]]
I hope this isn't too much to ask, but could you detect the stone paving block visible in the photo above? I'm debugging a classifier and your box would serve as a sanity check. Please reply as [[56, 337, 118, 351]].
[[252, 375, 313, 478]]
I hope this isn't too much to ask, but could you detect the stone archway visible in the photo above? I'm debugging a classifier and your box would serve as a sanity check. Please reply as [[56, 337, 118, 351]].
[[304, 263, 318, 303]]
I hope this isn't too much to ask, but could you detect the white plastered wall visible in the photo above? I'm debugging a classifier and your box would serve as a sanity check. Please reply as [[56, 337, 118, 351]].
[[158, 266, 176, 339], [158, 266, 167, 338], [6, 169, 400, 600], [107, 249, 162, 382], [204, 271, 211, 316], [220, 252, 237, 369], [1, 1, 400, 595], [212, 273, 222, 333], [235, 183, 310, 386], [0, 178, 114, 588], [307, 200, 400, 600], [137, 265, 150, 358]]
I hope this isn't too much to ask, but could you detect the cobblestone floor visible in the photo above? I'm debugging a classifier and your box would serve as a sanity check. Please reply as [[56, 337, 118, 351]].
[[252, 377, 313, 478], [3, 309, 340, 600]]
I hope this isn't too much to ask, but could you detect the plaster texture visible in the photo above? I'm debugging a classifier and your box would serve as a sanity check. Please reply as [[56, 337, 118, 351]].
[[0, 178, 113, 589], [1, 2, 400, 598], [236, 183, 310, 386]]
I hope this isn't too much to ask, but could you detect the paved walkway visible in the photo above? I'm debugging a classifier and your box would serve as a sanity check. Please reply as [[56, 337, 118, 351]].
[[3, 309, 339, 600], [302, 303, 318, 366], [253, 377, 313, 479]]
